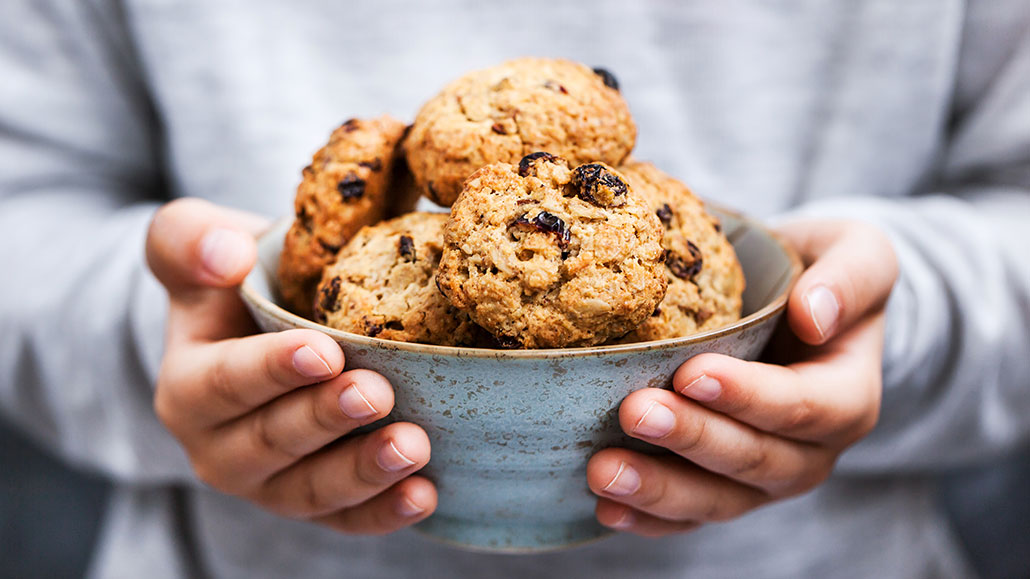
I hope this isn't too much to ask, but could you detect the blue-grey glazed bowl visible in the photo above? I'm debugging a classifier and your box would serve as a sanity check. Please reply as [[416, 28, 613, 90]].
[[240, 209, 802, 553]]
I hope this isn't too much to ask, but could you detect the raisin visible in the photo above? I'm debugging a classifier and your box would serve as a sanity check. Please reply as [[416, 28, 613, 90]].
[[398, 235, 416, 262], [358, 158, 382, 171], [543, 80, 568, 94], [713, 221, 722, 233], [317, 277, 342, 314], [518, 152, 558, 177], [337, 173, 365, 200], [570, 163, 627, 205], [652, 306, 662, 317], [491, 122, 507, 135], [340, 118, 361, 132], [512, 211, 570, 249], [297, 206, 313, 231], [695, 308, 713, 323], [656, 203, 673, 227], [385, 320, 404, 331], [494, 334, 522, 349], [666, 241, 703, 280], [317, 238, 341, 254], [592, 67, 620, 90], [364, 319, 383, 337]]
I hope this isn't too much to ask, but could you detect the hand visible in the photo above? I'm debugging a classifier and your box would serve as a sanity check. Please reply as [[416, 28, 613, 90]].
[[587, 220, 897, 536], [147, 198, 436, 534]]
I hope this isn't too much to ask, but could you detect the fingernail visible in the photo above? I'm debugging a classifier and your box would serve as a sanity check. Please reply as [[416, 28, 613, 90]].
[[610, 508, 635, 530], [602, 462, 641, 497], [680, 374, 721, 402], [377, 440, 417, 472], [199, 228, 252, 281], [805, 285, 840, 341], [293, 346, 333, 380], [338, 384, 377, 419], [632, 401, 675, 439], [397, 496, 426, 518]]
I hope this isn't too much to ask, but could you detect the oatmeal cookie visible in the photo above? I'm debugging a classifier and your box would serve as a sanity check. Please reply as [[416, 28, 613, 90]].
[[277, 115, 408, 316], [312, 212, 484, 346], [614, 161, 745, 342], [404, 58, 636, 207], [436, 154, 667, 348]]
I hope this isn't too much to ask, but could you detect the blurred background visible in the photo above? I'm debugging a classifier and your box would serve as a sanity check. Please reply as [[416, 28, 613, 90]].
[[0, 420, 107, 579]]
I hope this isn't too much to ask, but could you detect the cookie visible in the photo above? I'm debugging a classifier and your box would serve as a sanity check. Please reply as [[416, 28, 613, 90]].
[[614, 161, 745, 342], [277, 115, 408, 317], [312, 212, 485, 346], [404, 58, 637, 207], [436, 154, 667, 348]]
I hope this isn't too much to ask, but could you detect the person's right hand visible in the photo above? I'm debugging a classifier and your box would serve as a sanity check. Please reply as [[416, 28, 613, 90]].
[[146, 198, 436, 534]]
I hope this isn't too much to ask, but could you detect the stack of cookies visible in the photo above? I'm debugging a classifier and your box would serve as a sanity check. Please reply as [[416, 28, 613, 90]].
[[277, 58, 744, 349]]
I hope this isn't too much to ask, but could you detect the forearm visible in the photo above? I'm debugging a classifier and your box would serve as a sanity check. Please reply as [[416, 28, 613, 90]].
[[788, 189, 1030, 472], [0, 190, 193, 482]]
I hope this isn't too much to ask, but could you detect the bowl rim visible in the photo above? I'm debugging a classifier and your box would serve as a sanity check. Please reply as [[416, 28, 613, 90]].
[[240, 208, 804, 359]]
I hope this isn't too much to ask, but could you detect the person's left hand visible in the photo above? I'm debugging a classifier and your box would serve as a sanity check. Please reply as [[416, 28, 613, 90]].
[[587, 220, 898, 536]]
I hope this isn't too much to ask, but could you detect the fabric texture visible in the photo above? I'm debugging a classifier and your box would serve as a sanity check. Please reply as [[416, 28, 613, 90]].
[[1, 0, 1027, 577]]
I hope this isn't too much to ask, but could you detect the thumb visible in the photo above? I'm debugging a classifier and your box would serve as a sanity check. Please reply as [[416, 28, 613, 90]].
[[776, 220, 898, 346], [146, 197, 269, 342]]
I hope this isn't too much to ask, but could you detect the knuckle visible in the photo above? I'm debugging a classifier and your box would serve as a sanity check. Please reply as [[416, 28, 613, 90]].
[[308, 391, 346, 435], [673, 416, 708, 456], [788, 458, 835, 496], [209, 354, 246, 410], [251, 411, 302, 462], [779, 395, 819, 435], [728, 444, 770, 481], [698, 495, 729, 522], [635, 473, 668, 511]]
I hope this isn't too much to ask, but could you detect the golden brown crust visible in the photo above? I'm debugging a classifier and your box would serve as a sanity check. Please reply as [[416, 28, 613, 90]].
[[614, 161, 745, 342], [277, 115, 408, 317], [404, 58, 637, 207], [312, 213, 486, 346], [436, 155, 667, 348]]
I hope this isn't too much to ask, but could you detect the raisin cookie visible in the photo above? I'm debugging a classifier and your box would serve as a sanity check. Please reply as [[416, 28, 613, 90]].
[[404, 58, 637, 207], [614, 161, 745, 342], [312, 212, 484, 346], [436, 154, 667, 348], [277, 115, 408, 317]]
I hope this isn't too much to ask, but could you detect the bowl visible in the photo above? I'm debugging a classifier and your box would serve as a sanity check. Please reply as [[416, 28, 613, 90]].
[[240, 208, 802, 553]]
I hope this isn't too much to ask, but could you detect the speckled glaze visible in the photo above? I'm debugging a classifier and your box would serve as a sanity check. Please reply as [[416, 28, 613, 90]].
[[241, 209, 801, 553]]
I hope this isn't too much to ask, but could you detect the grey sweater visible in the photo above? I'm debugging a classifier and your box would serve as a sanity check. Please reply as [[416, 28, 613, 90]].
[[1, 1, 1028, 577]]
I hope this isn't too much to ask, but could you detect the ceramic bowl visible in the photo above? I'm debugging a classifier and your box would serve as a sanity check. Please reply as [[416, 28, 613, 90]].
[[240, 208, 802, 553]]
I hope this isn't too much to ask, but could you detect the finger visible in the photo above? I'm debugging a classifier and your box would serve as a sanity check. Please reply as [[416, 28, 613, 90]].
[[205, 370, 395, 487], [157, 329, 344, 429], [776, 220, 897, 345], [672, 342, 882, 444], [595, 498, 701, 538], [587, 449, 768, 524], [618, 388, 831, 495], [314, 476, 437, 535], [257, 422, 431, 519], [146, 197, 269, 342]]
